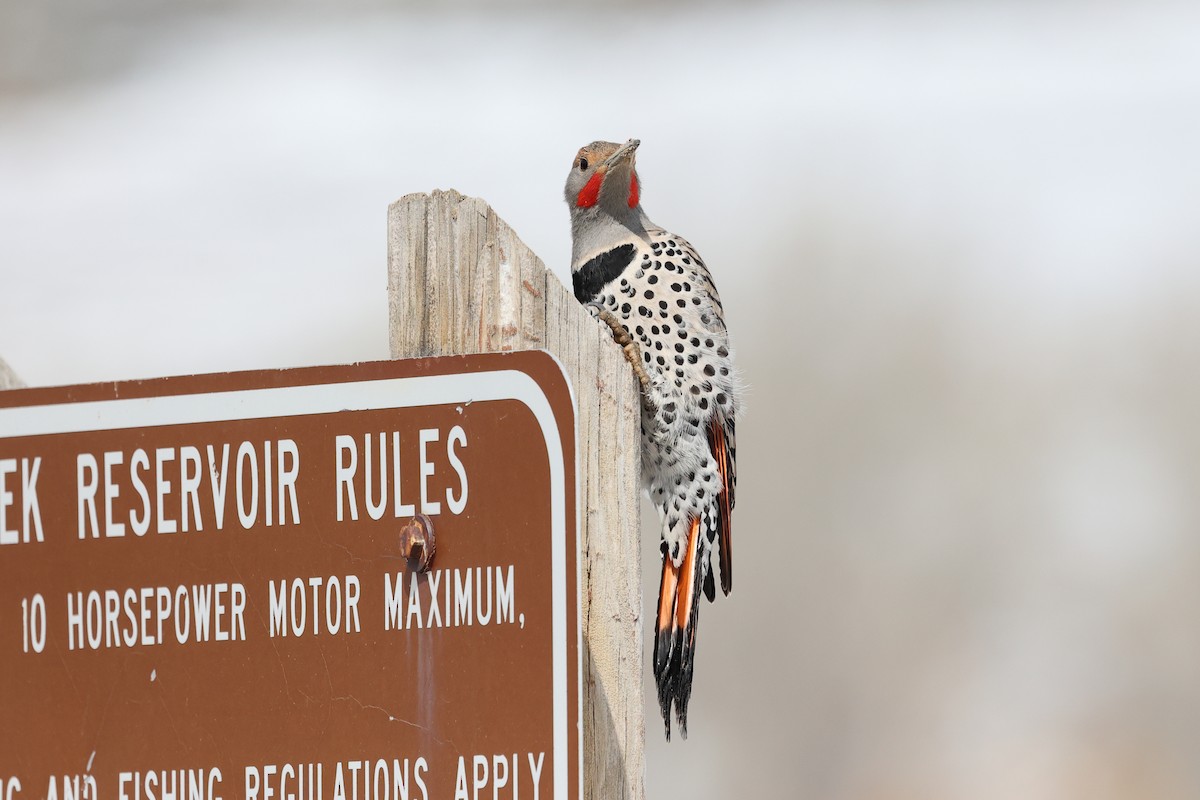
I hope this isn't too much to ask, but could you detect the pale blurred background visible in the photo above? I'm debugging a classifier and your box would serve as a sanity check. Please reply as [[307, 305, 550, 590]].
[[3, 0, 1200, 797]]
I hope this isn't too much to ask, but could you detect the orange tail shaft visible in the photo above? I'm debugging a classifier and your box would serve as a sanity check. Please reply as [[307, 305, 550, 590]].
[[653, 516, 705, 739]]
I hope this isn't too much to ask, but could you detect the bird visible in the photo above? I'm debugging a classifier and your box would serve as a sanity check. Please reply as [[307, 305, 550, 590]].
[[564, 139, 739, 739]]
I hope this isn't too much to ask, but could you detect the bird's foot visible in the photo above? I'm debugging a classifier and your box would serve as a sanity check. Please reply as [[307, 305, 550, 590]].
[[595, 307, 656, 399], [622, 342, 655, 394]]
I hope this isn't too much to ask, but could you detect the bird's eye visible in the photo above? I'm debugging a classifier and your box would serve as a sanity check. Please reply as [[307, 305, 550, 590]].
[[579, 157, 588, 171]]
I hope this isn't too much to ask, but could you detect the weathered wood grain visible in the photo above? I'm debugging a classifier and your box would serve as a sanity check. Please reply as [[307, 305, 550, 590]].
[[387, 190, 645, 799]]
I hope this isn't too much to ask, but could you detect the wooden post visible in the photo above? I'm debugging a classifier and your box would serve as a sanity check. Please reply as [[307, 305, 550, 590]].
[[0, 358, 22, 391], [388, 190, 645, 799]]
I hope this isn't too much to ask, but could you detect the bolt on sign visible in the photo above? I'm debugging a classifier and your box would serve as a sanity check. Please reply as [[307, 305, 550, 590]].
[[0, 352, 580, 800]]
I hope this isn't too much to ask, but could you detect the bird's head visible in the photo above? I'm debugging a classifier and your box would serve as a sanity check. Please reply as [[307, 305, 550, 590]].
[[564, 139, 642, 222]]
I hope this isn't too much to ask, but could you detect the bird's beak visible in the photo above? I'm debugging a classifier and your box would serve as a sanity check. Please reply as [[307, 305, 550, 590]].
[[602, 138, 640, 169]]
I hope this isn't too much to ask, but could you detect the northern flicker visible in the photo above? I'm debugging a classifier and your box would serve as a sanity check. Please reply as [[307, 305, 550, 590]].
[[564, 139, 739, 739]]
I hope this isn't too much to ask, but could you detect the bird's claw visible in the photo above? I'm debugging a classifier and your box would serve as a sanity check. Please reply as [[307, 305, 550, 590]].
[[622, 342, 655, 396], [593, 307, 656, 403]]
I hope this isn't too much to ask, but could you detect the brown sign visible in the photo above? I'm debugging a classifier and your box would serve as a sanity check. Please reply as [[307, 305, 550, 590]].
[[0, 352, 579, 800]]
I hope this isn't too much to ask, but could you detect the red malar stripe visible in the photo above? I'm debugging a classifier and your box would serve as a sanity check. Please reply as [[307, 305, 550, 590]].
[[576, 173, 603, 208]]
